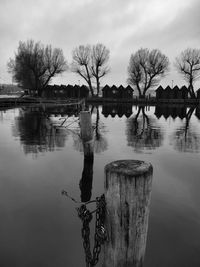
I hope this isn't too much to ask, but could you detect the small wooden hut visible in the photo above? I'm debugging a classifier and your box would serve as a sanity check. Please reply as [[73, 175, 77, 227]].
[[165, 86, 173, 99], [173, 85, 180, 99], [102, 85, 110, 98], [180, 85, 188, 99], [101, 85, 120, 98], [43, 84, 89, 98], [124, 85, 134, 98], [155, 85, 164, 99], [102, 85, 133, 99]]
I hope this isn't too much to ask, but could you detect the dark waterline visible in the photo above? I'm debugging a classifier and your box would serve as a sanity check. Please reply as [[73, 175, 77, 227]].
[[0, 104, 200, 266]]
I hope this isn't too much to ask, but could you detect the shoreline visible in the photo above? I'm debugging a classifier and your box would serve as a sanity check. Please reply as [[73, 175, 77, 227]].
[[0, 96, 199, 108]]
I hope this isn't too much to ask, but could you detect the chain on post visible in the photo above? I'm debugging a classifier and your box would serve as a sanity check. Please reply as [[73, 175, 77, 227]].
[[62, 191, 107, 266], [77, 194, 107, 266]]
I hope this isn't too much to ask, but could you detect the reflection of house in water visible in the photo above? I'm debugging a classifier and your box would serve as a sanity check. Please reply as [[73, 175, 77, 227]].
[[42, 105, 81, 117], [156, 85, 188, 100], [155, 105, 187, 119], [195, 106, 200, 120], [102, 85, 133, 99], [197, 89, 200, 99], [102, 104, 133, 118], [43, 84, 89, 98]]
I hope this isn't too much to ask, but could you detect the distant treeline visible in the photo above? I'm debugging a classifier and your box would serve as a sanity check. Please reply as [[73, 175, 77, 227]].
[[7, 40, 200, 99]]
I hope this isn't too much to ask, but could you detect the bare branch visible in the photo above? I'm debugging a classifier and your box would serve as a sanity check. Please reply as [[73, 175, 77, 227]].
[[90, 43, 110, 95], [71, 45, 94, 96], [71, 43, 110, 96], [127, 48, 169, 97], [8, 39, 68, 96], [175, 48, 200, 98]]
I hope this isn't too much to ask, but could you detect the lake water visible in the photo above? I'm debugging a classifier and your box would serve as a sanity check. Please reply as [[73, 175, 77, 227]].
[[0, 104, 200, 267]]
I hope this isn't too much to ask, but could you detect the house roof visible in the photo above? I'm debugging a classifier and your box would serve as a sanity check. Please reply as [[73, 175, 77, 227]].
[[80, 85, 89, 91], [111, 85, 117, 90], [126, 85, 134, 91], [173, 85, 179, 91], [155, 85, 164, 91], [102, 84, 111, 91], [181, 85, 188, 91], [165, 86, 172, 91]]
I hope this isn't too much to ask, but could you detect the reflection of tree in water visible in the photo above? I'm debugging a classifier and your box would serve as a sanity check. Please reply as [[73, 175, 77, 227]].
[[126, 106, 163, 152], [93, 106, 108, 153], [171, 107, 200, 152], [12, 107, 69, 155], [73, 106, 108, 154]]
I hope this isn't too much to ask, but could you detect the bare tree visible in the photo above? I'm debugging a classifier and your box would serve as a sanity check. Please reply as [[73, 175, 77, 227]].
[[71, 43, 110, 96], [175, 48, 200, 98], [71, 45, 94, 96], [91, 44, 110, 96], [127, 48, 169, 98], [8, 40, 67, 96]]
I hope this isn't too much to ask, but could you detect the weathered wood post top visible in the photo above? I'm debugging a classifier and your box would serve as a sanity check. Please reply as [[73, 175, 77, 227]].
[[105, 159, 153, 178]]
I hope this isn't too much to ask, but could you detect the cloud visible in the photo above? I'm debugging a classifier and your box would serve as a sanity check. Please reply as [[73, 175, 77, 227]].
[[0, 0, 199, 86]]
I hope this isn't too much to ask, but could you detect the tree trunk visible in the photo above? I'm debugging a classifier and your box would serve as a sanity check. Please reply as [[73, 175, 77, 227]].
[[103, 160, 153, 267], [141, 91, 146, 99], [136, 84, 142, 99], [88, 79, 94, 97], [96, 76, 100, 96], [189, 83, 196, 99], [85, 65, 94, 96]]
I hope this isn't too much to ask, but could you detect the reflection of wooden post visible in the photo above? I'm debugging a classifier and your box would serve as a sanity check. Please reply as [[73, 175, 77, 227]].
[[79, 155, 94, 202], [103, 160, 153, 267]]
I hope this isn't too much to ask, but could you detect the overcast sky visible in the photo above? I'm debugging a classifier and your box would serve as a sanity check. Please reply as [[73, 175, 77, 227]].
[[0, 0, 200, 88]]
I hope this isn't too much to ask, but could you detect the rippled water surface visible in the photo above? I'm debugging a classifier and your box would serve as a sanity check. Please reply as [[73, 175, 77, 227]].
[[0, 104, 200, 267]]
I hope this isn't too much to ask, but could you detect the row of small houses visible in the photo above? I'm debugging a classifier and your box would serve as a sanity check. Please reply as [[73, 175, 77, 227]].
[[42, 84, 200, 100], [102, 85, 134, 98], [43, 84, 89, 98], [43, 84, 134, 99], [156, 85, 200, 99], [156, 86, 189, 99]]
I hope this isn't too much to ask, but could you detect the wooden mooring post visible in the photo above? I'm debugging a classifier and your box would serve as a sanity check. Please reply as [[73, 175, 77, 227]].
[[79, 111, 94, 202], [79, 111, 93, 158], [103, 160, 153, 267]]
